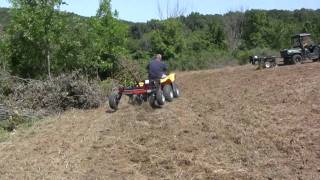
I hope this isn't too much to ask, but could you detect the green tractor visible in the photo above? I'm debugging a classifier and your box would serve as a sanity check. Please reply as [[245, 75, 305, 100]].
[[280, 33, 320, 64]]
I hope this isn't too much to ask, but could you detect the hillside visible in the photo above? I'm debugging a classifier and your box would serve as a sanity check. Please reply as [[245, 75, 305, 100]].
[[0, 63, 319, 179]]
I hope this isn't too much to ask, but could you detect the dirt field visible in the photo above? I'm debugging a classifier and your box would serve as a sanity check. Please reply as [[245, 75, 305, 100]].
[[0, 63, 320, 179]]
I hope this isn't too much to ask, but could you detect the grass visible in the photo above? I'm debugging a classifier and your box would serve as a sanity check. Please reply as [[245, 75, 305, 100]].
[[0, 127, 9, 142], [0, 116, 42, 142]]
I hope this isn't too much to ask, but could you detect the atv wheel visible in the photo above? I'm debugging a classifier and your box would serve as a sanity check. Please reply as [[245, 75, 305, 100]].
[[172, 83, 180, 98], [156, 90, 165, 106], [292, 54, 302, 64], [163, 84, 174, 102], [149, 94, 161, 108], [108, 92, 120, 110]]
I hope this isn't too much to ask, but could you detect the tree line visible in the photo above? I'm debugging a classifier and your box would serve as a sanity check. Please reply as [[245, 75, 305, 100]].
[[0, 0, 320, 79]]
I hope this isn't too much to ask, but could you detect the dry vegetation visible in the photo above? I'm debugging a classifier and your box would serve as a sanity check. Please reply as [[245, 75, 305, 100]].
[[0, 63, 320, 179], [0, 72, 104, 130]]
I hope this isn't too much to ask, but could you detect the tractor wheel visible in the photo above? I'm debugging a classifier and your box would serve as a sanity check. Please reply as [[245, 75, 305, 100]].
[[108, 92, 120, 110], [292, 54, 302, 64], [156, 90, 165, 106], [163, 84, 174, 102], [172, 83, 180, 98]]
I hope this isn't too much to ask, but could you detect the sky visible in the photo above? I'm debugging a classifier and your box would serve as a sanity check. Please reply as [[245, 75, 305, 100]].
[[1, 0, 320, 22]]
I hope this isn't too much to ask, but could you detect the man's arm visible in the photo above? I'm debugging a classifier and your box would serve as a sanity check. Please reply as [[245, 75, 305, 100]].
[[162, 63, 168, 71]]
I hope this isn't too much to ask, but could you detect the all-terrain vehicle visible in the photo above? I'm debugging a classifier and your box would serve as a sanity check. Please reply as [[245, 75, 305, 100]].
[[108, 73, 180, 111], [280, 33, 320, 64]]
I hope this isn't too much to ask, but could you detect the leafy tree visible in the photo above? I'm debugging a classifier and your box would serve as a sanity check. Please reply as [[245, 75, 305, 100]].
[[182, 12, 207, 31], [8, 0, 65, 78], [52, 13, 91, 74], [242, 10, 270, 48], [207, 21, 227, 49], [150, 19, 185, 59], [0, 32, 9, 71], [89, 0, 128, 78], [223, 11, 245, 50]]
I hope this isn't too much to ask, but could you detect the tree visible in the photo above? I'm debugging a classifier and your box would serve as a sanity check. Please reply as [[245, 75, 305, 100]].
[[242, 10, 270, 48], [89, 0, 128, 78], [150, 19, 185, 59], [183, 12, 207, 31], [223, 11, 245, 50], [8, 0, 65, 78], [0, 32, 9, 71], [207, 20, 227, 49], [52, 13, 91, 74], [157, 0, 187, 20]]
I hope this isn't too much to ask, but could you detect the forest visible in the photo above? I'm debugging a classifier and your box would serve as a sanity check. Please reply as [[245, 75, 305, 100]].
[[0, 0, 320, 79]]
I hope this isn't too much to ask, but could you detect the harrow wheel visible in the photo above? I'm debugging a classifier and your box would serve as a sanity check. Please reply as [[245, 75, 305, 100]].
[[108, 92, 120, 110]]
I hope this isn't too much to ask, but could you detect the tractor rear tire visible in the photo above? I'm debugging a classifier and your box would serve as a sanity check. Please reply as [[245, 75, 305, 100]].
[[172, 83, 180, 98], [163, 85, 174, 102], [108, 92, 120, 110]]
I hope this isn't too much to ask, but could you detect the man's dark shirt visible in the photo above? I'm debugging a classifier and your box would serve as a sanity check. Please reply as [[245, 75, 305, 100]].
[[147, 60, 168, 80]]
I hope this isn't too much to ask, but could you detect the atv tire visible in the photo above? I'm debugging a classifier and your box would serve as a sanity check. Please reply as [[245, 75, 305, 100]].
[[108, 92, 120, 110], [172, 83, 180, 98], [149, 94, 161, 108], [163, 84, 174, 102], [156, 90, 165, 106], [292, 54, 302, 64]]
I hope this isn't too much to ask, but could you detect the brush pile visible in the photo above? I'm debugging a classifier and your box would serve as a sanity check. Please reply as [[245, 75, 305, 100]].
[[0, 71, 104, 130]]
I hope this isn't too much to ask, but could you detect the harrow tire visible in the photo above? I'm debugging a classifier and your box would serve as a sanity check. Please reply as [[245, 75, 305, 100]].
[[108, 93, 120, 110]]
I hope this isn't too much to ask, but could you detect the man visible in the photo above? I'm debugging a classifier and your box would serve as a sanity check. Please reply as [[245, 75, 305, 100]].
[[147, 54, 168, 80]]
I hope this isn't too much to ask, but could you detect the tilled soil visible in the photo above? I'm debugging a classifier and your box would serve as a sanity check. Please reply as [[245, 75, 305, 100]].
[[0, 64, 319, 179]]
